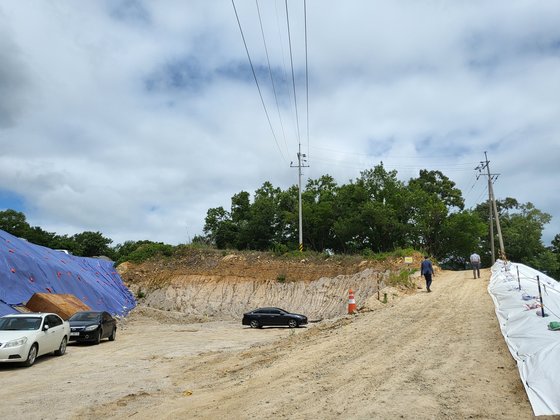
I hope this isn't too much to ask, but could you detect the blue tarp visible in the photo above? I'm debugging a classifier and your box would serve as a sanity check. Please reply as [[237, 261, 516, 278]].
[[0, 229, 136, 317]]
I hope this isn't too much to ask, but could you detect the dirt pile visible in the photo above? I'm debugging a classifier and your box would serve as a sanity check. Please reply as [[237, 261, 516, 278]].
[[118, 249, 425, 320]]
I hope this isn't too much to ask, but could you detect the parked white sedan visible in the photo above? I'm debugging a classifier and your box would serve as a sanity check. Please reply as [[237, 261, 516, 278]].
[[0, 313, 70, 367]]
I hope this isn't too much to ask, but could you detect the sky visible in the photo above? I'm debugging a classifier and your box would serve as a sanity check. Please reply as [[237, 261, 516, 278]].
[[0, 0, 559, 247]]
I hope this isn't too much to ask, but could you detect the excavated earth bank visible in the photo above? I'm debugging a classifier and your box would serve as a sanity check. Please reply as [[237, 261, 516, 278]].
[[118, 249, 425, 320]]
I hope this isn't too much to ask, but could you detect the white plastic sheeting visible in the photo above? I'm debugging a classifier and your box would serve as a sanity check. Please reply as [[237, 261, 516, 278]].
[[488, 260, 560, 416]]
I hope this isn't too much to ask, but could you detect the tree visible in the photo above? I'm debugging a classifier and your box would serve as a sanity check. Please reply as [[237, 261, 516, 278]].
[[240, 182, 282, 250], [530, 249, 560, 280], [276, 186, 299, 249], [406, 170, 465, 256], [302, 175, 338, 251], [114, 240, 156, 261], [473, 198, 552, 267], [408, 170, 464, 210], [0, 209, 31, 238], [330, 181, 372, 253], [231, 191, 250, 224], [439, 210, 487, 268], [72, 231, 113, 257], [405, 186, 448, 255], [203, 206, 230, 246], [24, 226, 57, 248], [357, 164, 409, 251], [497, 201, 551, 263]]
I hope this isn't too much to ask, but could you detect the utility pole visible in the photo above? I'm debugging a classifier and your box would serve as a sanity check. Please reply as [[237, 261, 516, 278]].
[[487, 178, 495, 265], [476, 152, 506, 263], [291, 143, 308, 252]]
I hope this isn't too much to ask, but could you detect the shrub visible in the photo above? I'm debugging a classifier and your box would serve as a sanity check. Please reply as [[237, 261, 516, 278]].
[[271, 243, 289, 256], [387, 269, 416, 289], [276, 273, 287, 283], [118, 243, 176, 264]]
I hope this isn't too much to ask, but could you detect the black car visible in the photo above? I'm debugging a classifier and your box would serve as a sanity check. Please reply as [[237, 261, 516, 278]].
[[242, 307, 307, 329], [68, 311, 117, 344]]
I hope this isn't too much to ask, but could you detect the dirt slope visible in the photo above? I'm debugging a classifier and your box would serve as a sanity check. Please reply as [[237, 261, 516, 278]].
[[83, 268, 537, 419], [119, 250, 424, 321]]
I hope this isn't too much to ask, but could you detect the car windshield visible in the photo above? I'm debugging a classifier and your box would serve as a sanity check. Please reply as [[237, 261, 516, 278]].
[[0, 317, 42, 331], [70, 312, 101, 322]]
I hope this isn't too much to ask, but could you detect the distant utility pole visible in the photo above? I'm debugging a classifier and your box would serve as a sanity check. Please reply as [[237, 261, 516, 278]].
[[476, 152, 506, 263], [291, 143, 308, 252]]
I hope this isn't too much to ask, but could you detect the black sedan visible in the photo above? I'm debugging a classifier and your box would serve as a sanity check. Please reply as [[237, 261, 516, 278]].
[[242, 307, 307, 329], [68, 311, 117, 344]]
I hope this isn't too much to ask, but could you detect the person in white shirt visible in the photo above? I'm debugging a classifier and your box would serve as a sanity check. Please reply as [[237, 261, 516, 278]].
[[470, 252, 481, 279]]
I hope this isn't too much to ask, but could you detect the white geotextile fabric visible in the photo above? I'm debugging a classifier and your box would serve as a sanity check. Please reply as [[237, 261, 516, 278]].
[[488, 260, 560, 416]]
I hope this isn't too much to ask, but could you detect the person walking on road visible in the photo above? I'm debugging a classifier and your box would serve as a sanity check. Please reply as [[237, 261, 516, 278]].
[[421, 255, 434, 292], [470, 252, 481, 279]]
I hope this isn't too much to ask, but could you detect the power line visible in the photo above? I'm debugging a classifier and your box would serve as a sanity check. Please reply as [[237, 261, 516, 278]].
[[284, 0, 301, 146], [304, 0, 310, 160], [274, 0, 297, 147], [232, 0, 287, 162], [232, 0, 310, 253], [311, 155, 478, 172], [255, 0, 290, 158], [311, 145, 485, 160]]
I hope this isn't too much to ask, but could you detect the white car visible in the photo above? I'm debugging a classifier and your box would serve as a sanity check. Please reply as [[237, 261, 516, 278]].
[[0, 313, 70, 367]]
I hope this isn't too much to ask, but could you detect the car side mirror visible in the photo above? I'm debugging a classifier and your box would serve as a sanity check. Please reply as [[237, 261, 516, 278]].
[[43, 324, 50, 331]]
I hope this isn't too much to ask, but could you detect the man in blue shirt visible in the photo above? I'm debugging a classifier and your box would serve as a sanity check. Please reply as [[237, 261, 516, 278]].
[[421, 255, 434, 292]]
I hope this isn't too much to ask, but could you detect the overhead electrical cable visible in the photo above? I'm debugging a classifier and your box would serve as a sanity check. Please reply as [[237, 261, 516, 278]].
[[461, 173, 480, 201], [274, 0, 297, 144], [284, 0, 302, 145], [232, 0, 287, 162], [311, 145, 485, 160], [304, 0, 310, 160], [474, 184, 489, 204], [255, 0, 290, 158]]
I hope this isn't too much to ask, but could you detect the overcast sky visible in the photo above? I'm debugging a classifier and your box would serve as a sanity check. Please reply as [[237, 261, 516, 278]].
[[0, 0, 559, 247]]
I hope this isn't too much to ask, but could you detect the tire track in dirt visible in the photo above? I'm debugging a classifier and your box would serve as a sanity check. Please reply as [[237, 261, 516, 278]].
[[149, 269, 535, 419]]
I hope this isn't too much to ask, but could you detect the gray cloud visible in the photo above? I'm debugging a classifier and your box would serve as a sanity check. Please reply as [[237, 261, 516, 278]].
[[0, 21, 30, 128], [0, 0, 558, 247]]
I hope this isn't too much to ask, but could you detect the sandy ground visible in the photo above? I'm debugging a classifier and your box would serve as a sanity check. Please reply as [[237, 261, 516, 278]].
[[0, 269, 548, 419]]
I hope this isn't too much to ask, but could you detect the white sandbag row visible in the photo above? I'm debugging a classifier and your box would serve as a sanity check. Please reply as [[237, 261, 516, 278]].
[[488, 260, 560, 416]]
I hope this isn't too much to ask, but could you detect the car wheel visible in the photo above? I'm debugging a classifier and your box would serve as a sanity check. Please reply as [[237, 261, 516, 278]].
[[288, 319, 298, 328], [108, 327, 116, 341], [54, 337, 67, 356], [250, 320, 260, 329], [94, 330, 102, 345], [23, 344, 38, 367]]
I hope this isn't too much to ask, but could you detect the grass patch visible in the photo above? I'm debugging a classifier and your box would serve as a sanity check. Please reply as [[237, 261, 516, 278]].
[[387, 269, 417, 289]]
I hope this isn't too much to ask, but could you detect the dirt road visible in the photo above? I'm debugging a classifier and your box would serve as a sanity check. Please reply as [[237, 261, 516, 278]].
[[0, 269, 539, 419]]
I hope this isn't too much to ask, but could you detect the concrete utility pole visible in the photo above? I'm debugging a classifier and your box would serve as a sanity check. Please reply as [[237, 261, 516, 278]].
[[487, 179, 496, 265], [476, 152, 506, 263], [291, 143, 308, 252]]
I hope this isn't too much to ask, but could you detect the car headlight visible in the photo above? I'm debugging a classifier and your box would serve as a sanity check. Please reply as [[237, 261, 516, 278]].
[[84, 325, 99, 331], [4, 337, 28, 348]]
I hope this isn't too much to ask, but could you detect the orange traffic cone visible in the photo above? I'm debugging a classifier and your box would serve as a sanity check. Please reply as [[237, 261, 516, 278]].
[[348, 288, 356, 314]]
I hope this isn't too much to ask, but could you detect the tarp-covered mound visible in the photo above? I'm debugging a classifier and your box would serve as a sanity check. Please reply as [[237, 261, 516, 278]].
[[0, 229, 136, 317], [488, 260, 560, 416]]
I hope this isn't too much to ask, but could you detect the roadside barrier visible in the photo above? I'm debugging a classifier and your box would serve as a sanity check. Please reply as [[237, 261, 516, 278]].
[[348, 288, 356, 314]]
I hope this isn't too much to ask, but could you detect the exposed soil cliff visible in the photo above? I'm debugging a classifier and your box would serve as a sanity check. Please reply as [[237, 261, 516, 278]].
[[117, 249, 426, 320]]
